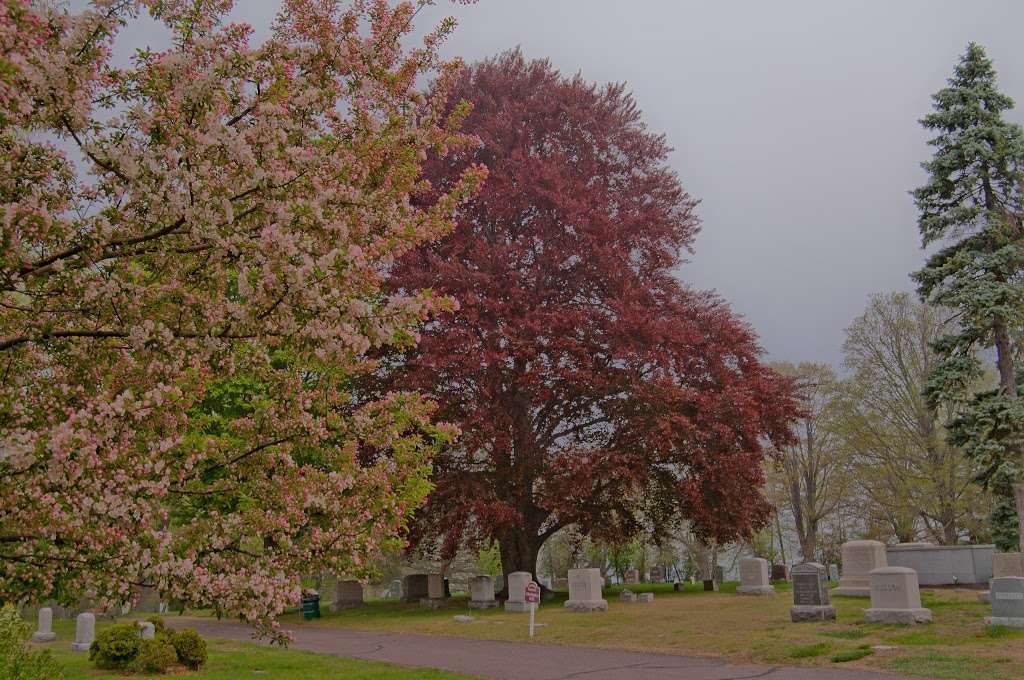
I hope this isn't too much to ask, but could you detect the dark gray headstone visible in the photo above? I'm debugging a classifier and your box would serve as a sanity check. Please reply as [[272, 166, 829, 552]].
[[990, 576, 1024, 623], [792, 562, 830, 607], [402, 574, 429, 603]]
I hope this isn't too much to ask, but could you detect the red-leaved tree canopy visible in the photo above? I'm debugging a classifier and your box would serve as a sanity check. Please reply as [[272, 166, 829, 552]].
[[376, 50, 799, 579]]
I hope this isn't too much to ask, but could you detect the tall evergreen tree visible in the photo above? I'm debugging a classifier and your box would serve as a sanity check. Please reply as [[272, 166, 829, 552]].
[[912, 43, 1024, 550]]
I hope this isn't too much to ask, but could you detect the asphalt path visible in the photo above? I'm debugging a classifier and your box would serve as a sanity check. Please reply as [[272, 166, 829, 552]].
[[171, 617, 931, 680]]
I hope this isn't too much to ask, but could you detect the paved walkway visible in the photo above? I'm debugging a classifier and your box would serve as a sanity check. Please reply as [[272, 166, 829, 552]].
[[171, 618, 928, 680]]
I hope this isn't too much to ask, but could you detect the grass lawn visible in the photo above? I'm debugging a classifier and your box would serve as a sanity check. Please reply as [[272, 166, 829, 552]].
[[37, 618, 478, 680], [277, 581, 1024, 680]]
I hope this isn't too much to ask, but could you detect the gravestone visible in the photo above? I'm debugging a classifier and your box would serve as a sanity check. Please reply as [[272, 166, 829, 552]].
[[771, 564, 789, 582], [828, 564, 839, 582], [702, 579, 718, 592], [993, 553, 1024, 578], [619, 589, 637, 602], [864, 566, 932, 624], [624, 568, 640, 584], [384, 579, 402, 600], [834, 540, 887, 597], [402, 574, 429, 604], [420, 574, 446, 609], [134, 586, 162, 613], [30, 607, 56, 642], [553, 577, 569, 590], [70, 612, 95, 652], [469, 575, 497, 609], [505, 571, 532, 612], [444, 577, 451, 598], [138, 621, 155, 640], [986, 576, 1024, 628], [333, 580, 364, 611], [790, 562, 835, 622], [737, 557, 774, 595], [565, 568, 608, 612], [649, 566, 665, 583], [713, 565, 725, 583], [637, 592, 654, 603]]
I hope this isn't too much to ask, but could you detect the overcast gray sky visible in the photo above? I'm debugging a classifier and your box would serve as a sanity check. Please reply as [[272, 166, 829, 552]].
[[111, 1, 1024, 367]]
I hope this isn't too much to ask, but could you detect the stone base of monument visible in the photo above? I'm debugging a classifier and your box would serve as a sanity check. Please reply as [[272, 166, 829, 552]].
[[637, 593, 654, 603], [70, 642, 92, 652], [864, 607, 933, 624], [419, 597, 446, 610], [504, 600, 531, 612], [619, 590, 637, 602], [468, 599, 498, 610], [790, 605, 836, 622], [986, 616, 1024, 628], [978, 591, 991, 603], [737, 585, 775, 595], [564, 599, 608, 612], [30, 631, 56, 642]]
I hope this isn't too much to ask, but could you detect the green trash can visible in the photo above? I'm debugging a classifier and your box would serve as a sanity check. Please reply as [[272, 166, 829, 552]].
[[301, 590, 321, 620]]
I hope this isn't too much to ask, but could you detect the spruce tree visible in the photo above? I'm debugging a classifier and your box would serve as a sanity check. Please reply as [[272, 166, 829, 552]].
[[912, 43, 1024, 551]]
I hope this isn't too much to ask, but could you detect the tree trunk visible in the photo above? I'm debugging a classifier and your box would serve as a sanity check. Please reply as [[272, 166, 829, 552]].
[[497, 531, 542, 595], [1015, 484, 1024, 553], [993, 316, 1017, 397]]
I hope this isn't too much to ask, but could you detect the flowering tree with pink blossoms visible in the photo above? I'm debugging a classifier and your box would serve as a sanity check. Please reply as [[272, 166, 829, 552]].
[[0, 0, 483, 639]]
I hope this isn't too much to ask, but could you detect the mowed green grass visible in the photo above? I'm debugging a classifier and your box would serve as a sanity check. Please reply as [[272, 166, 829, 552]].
[[284, 581, 1024, 680], [38, 618, 478, 680]]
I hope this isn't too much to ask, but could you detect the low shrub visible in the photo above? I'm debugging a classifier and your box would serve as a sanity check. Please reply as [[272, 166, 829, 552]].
[[171, 628, 208, 670], [0, 605, 63, 680], [146, 615, 166, 634], [89, 623, 142, 670], [132, 638, 178, 674]]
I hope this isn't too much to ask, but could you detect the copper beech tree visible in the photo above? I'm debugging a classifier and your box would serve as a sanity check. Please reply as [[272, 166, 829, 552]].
[[378, 51, 799, 580]]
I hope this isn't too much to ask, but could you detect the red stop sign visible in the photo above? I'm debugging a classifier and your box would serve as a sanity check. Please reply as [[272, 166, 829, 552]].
[[525, 581, 540, 604]]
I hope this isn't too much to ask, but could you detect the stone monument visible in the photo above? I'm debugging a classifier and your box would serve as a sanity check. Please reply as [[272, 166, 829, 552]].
[[469, 575, 498, 609], [30, 607, 56, 642], [771, 564, 789, 581], [138, 621, 155, 640], [402, 574, 429, 604], [505, 571, 532, 612], [986, 576, 1024, 628], [864, 566, 932, 624], [737, 557, 775, 595], [70, 612, 95, 652], [790, 562, 835, 622], [565, 568, 608, 612], [619, 589, 637, 602], [649, 566, 665, 583], [333, 580, 364, 610], [834, 540, 887, 597], [420, 573, 446, 609], [624, 568, 640, 584], [637, 592, 654, 603]]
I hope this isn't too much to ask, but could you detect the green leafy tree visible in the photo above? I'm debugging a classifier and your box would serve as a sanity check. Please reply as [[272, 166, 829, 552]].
[[912, 43, 1024, 550]]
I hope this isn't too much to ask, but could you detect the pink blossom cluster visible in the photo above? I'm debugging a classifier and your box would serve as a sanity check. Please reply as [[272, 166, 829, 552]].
[[0, 0, 483, 641]]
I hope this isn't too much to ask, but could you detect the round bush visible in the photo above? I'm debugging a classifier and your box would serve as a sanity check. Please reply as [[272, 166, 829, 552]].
[[88, 623, 141, 670], [170, 628, 207, 670], [146, 615, 166, 634], [132, 638, 177, 674]]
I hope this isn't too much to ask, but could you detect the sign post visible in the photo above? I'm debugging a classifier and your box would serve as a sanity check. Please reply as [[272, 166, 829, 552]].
[[525, 581, 540, 638]]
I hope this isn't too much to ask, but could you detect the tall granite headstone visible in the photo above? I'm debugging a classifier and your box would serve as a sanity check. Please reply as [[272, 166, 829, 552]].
[[70, 613, 95, 652], [30, 607, 56, 642], [564, 568, 608, 612], [469, 575, 497, 609], [834, 540, 887, 597], [737, 557, 774, 595], [790, 562, 835, 622], [402, 574, 428, 604], [986, 576, 1024, 628], [505, 571, 532, 612], [333, 580, 364, 611]]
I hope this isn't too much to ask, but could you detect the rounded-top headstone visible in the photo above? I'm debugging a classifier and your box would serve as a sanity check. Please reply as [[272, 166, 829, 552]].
[[504, 571, 533, 612], [31, 607, 57, 642], [70, 612, 96, 652], [833, 539, 887, 597]]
